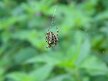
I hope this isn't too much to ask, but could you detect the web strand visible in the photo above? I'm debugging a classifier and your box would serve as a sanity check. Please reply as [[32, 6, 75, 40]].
[[49, 6, 57, 31]]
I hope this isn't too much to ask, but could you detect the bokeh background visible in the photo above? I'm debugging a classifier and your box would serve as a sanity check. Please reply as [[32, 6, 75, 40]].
[[0, 0, 108, 81]]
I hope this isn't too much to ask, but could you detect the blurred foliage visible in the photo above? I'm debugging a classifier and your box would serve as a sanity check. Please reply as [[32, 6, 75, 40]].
[[0, 0, 108, 81]]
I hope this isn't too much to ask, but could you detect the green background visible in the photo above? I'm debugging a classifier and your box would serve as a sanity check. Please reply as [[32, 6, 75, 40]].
[[0, 0, 108, 81]]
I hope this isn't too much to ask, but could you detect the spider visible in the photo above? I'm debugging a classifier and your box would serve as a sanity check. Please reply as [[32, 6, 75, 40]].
[[46, 27, 59, 48]]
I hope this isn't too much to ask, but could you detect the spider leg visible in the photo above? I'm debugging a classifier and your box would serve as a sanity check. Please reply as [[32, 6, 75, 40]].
[[45, 37, 47, 42], [46, 42, 50, 48], [54, 39, 57, 46], [46, 44, 51, 48], [56, 26, 59, 37], [45, 33, 49, 42]]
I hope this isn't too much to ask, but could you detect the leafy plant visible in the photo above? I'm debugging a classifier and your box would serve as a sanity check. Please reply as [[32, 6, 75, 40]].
[[0, 0, 108, 81]]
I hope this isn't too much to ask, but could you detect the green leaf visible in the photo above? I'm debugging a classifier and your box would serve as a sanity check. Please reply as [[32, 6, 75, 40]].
[[13, 47, 37, 64], [47, 74, 72, 81], [30, 64, 54, 81], [6, 72, 35, 81], [25, 53, 62, 65], [76, 38, 91, 65], [80, 55, 108, 75]]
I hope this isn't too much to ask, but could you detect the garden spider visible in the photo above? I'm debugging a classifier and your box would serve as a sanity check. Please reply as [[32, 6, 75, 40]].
[[45, 6, 58, 48], [45, 26, 59, 48]]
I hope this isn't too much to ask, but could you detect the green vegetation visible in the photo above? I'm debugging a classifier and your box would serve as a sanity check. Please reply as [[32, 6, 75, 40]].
[[0, 0, 108, 81]]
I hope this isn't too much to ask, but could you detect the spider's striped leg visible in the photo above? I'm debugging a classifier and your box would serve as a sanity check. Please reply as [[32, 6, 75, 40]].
[[56, 26, 59, 37], [46, 42, 50, 48], [45, 34, 48, 44], [45, 32, 49, 48], [45, 36, 47, 42], [55, 26, 59, 43], [46, 44, 51, 48]]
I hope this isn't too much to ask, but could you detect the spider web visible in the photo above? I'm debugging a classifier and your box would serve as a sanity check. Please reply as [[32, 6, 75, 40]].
[[48, 6, 58, 32]]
